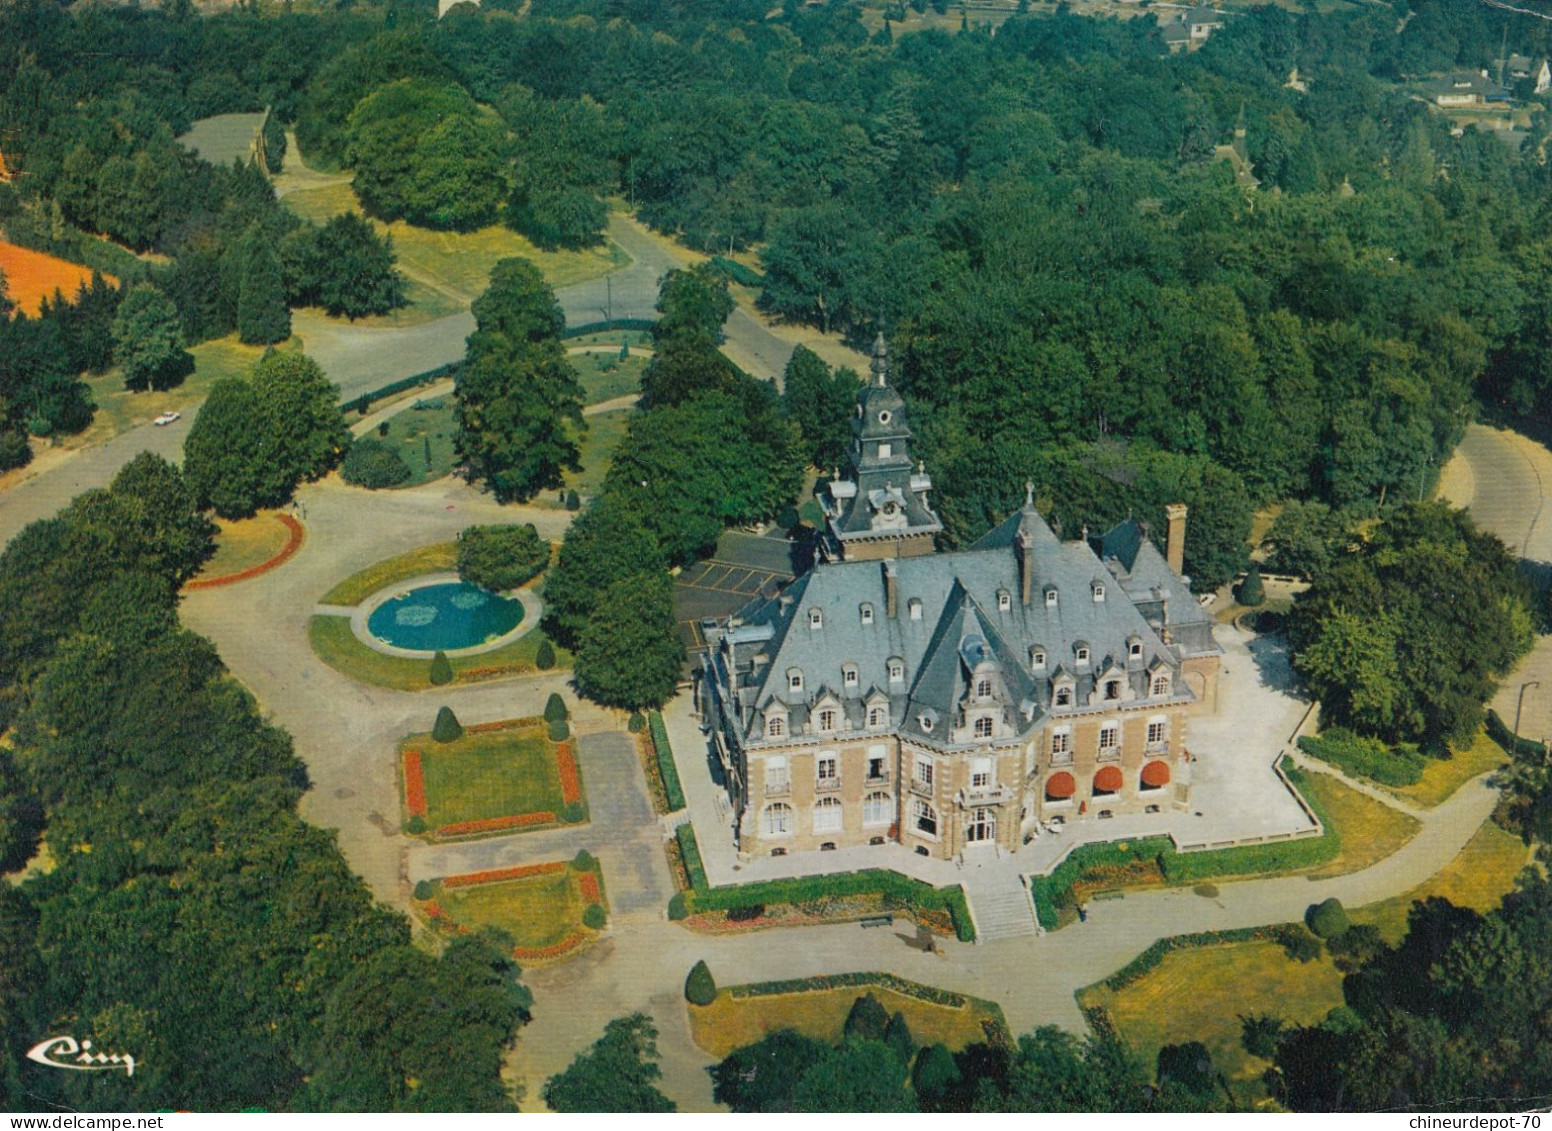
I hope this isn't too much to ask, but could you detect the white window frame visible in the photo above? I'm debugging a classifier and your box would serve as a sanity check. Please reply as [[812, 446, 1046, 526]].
[[913, 798, 939, 838], [1151, 673, 1170, 697], [1051, 728, 1072, 755], [788, 670, 804, 693], [1045, 588, 1058, 608], [763, 803, 793, 837], [1098, 723, 1119, 753], [971, 757, 993, 790], [817, 755, 838, 781], [843, 665, 860, 688], [888, 660, 904, 682], [973, 716, 994, 739], [813, 796, 843, 832], [1076, 648, 1090, 666], [809, 608, 823, 629], [1031, 649, 1046, 670], [863, 791, 892, 827], [1092, 583, 1105, 603], [867, 705, 887, 729], [860, 604, 874, 625], [767, 717, 786, 738], [817, 708, 837, 732], [1147, 717, 1169, 748], [908, 599, 923, 620], [998, 590, 1011, 611], [914, 758, 934, 788]]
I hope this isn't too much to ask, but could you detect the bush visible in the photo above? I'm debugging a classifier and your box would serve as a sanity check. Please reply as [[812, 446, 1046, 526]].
[[1296, 728, 1425, 788], [405, 815, 426, 835], [885, 1011, 915, 1062], [413, 879, 435, 901], [1306, 897, 1350, 939], [0, 430, 32, 472], [377, 420, 390, 437], [843, 993, 888, 1042], [456, 524, 549, 591], [548, 718, 570, 742], [428, 651, 453, 685], [726, 904, 764, 922], [535, 639, 557, 670], [561, 801, 586, 823], [583, 903, 606, 930], [565, 489, 580, 511], [545, 693, 569, 722], [572, 849, 596, 870], [1326, 923, 1383, 972], [1157, 1041, 1216, 1096], [431, 705, 463, 743], [676, 824, 708, 891], [1240, 1013, 1283, 1058], [685, 959, 717, 1006], [650, 712, 686, 811], [628, 712, 646, 733], [1237, 564, 1265, 607], [341, 437, 411, 489], [667, 891, 689, 920], [1280, 926, 1323, 962]]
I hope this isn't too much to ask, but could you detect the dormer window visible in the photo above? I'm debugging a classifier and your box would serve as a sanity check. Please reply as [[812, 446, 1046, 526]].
[[788, 669, 804, 693], [878, 410, 893, 425], [1104, 679, 1121, 701], [1031, 648, 1046, 670], [767, 717, 786, 737], [997, 589, 1011, 612], [1075, 648, 1090, 666], [878, 443, 893, 459], [919, 713, 935, 732], [1151, 673, 1170, 697], [818, 708, 837, 731], [1129, 640, 1143, 660], [1045, 587, 1058, 609], [809, 608, 823, 629], [908, 598, 923, 620], [842, 664, 859, 688], [973, 717, 994, 738], [860, 603, 874, 625], [888, 659, 905, 682], [1092, 583, 1105, 603], [867, 705, 887, 729], [1055, 687, 1073, 707], [975, 678, 992, 698]]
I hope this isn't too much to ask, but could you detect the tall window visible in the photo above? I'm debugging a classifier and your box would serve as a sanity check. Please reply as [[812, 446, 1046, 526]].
[[1151, 674, 1170, 696], [867, 755, 887, 780], [1104, 680, 1120, 701], [971, 758, 993, 790], [863, 792, 892, 826], [915, 758, 934, 788], [1099, 724, 1118, 752], [975, 678, 993, 698], [813, 797, 843, 832], [973, 717, 994, 738], [766, 756, 789, 790], [1051, 730, 1071, 755], [1147, 720, 1168, 746], [913, 799, 938, 836], [767, 717, 785, 738], [868, 706, 887, 728], [817, 756, 837, 782], [762, 803, 793, 836], [817, 708, 837, 731]]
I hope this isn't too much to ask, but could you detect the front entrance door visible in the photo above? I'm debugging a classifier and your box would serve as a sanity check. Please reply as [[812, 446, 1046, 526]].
[[966, 807, 996, 843]]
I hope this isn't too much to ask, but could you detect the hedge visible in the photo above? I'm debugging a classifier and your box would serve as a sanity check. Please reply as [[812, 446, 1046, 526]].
[[1032, 763, 1339, 928], [710, 256, 764, 287], [1487, 708, 1548, 760], [1297, 728, 1425, 788], [729, 972, 967, 1008], [649, 711, 686, 812], [351, 365, 453, 414], [560, 318, 656, 339], [673, 821, 973, 940]]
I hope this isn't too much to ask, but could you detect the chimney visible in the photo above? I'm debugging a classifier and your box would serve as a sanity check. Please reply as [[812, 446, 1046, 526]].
[[883, 559, 899, 619], [1164, 503, 1188, 576], [1016, 530, 1033, 606]]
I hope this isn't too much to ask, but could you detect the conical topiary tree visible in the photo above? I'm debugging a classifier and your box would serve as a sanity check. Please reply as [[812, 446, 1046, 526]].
[[1238, 564, 1265, 607], [685, 959, 717, 1006], [429, 650, 453, 685], [548, 717, 570, 742], [544, 692, 569, 722], [535, 639, 557, 670], [432, 705, 463, 743]]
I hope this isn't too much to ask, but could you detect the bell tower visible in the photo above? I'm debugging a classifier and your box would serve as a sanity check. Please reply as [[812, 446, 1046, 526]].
[[820, 335, 942, 561]]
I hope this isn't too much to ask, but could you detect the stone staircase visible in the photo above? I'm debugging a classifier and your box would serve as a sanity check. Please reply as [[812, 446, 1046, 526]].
[[967, 877, 1041, 942]]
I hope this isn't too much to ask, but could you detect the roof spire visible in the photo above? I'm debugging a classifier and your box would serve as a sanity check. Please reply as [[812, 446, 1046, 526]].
[[871, 333, 889, 387]]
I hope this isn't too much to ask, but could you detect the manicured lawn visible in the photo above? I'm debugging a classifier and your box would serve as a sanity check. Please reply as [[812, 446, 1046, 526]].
[[438, 871, 583, 950], [319, 541, 457, 606], [373, 397, 458, 486], [177, 112, 265, 167], [1390, 728, 1508, 810], [566, 329, 652, 351], [536, 408, 630, 509], [569, 350, 648, 405], [198, 512, 293, 579], [1301, 769, 1422, 878], [690, 984, 1003, 1059], [412, 724, 564, 829], [281, 181, 628, 303], [1354, 821, 1530, 942], [1079, 941, 1345, 1107], [308, 614, 570, 690]]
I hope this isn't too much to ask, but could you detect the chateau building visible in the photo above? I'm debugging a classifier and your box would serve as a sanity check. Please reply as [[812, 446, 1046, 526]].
[[700, 337, 1222, 861]]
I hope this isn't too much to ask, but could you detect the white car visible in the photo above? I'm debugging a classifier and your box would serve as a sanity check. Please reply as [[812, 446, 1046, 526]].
[[152, 411, 181, 426]]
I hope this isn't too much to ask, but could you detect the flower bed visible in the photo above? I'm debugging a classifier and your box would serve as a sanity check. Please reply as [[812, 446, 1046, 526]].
[[442, 861, 566, 889], [556, 742, 582, 805], [185, 513, 305, 590], [579, 871, 601, 902], [403, 749, 427, 817], [512, 932, 588, 961], [730, 971, 967, 1008], [437, 811, 555, 838], [465, 716, 542, 735]]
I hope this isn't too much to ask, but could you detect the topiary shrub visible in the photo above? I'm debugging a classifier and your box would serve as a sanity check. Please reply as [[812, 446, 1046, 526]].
[[565, 489, 580, 511], [572, 848, 596, 871], [432, 705, 463, 743], [561, 801, 586, 824], [549, 718, 570, 742], [405, 815, 426, 835], [628, 712, 646, 733], [843, 993, 889, 1043], [1306, 897, 1349, 939], [667, 891, 689, 920], [545, 693, 569, 722], [429, 650, 453, 685], [413, 879, 435, 901], [377, 420, 390, 437], [583, 903, 606, 930], [455, 523, 548, 591], [1238, 564, 1265, 607], [685, 959, 717, 1006], [341, 437, 411, 488], [535, 639, 556, 670]]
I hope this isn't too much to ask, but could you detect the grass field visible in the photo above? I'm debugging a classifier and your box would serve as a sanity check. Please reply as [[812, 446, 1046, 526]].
[[1300, 770, 1422, 878], [571, 350, 647, 405], [530, 408, 631, 509], [281, 181, 628, 305], [373, 397, 458, 486], [0, 241, 115, 317], [320, 541, 457, 606], [690, 984, 1003, 1059], [308, 614, 570, 690], [198, 512, 293, 579], [439, 871, 584, 950], [566, 330, 652, 351], [409, 723, 564, 828], [176, 113, 265, 167], [1354, 820, 1530, 941], [1391, 728, 1508, 809]]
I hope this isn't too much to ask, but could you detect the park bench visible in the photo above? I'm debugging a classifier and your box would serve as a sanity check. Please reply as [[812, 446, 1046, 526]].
[[859, 914, 894, 928]]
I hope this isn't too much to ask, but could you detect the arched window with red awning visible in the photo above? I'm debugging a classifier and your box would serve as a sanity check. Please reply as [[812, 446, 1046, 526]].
[[1141, 760, 1171, 789], [1045, 772, 1076, 801], [1093, 765, 1123, 795]]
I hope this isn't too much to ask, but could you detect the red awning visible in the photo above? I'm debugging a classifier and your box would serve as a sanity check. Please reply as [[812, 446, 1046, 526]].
[[1142, 760, 1171, 788], [1045, 772, 1076, 800], [1093, 765, 1123, 793]]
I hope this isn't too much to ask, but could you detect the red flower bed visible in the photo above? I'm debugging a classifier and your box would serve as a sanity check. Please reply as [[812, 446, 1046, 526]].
[[436, 811, 555, 838], [442, 861, 567, 889], [579, 872, 600, 903], [464, 717, 542, 735], [403, 750, 427, 817], [556, 742, 582, 805], [185, 513, 305, 590], [512, 932, 586, 961], [423, 901, 445, 919]]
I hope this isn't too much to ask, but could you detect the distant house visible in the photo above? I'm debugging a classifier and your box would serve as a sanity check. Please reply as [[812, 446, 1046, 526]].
[[1157, 6, 1225, 53], [1426, 70, 1510, 108], [1500, 53, 1552, 94]]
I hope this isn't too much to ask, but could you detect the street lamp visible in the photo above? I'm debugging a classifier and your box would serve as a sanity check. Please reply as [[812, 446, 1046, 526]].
[[1515, 680, 1541, 747]]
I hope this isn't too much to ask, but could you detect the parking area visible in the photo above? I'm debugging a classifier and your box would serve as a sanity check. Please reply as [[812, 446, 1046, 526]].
[[674, 530, 798, 654]]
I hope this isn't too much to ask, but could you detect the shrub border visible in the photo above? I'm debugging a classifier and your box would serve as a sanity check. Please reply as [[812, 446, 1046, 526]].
[[420, 856, 609, 963], [648, 712, 686, 812], [185, 513, 305, 590]]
